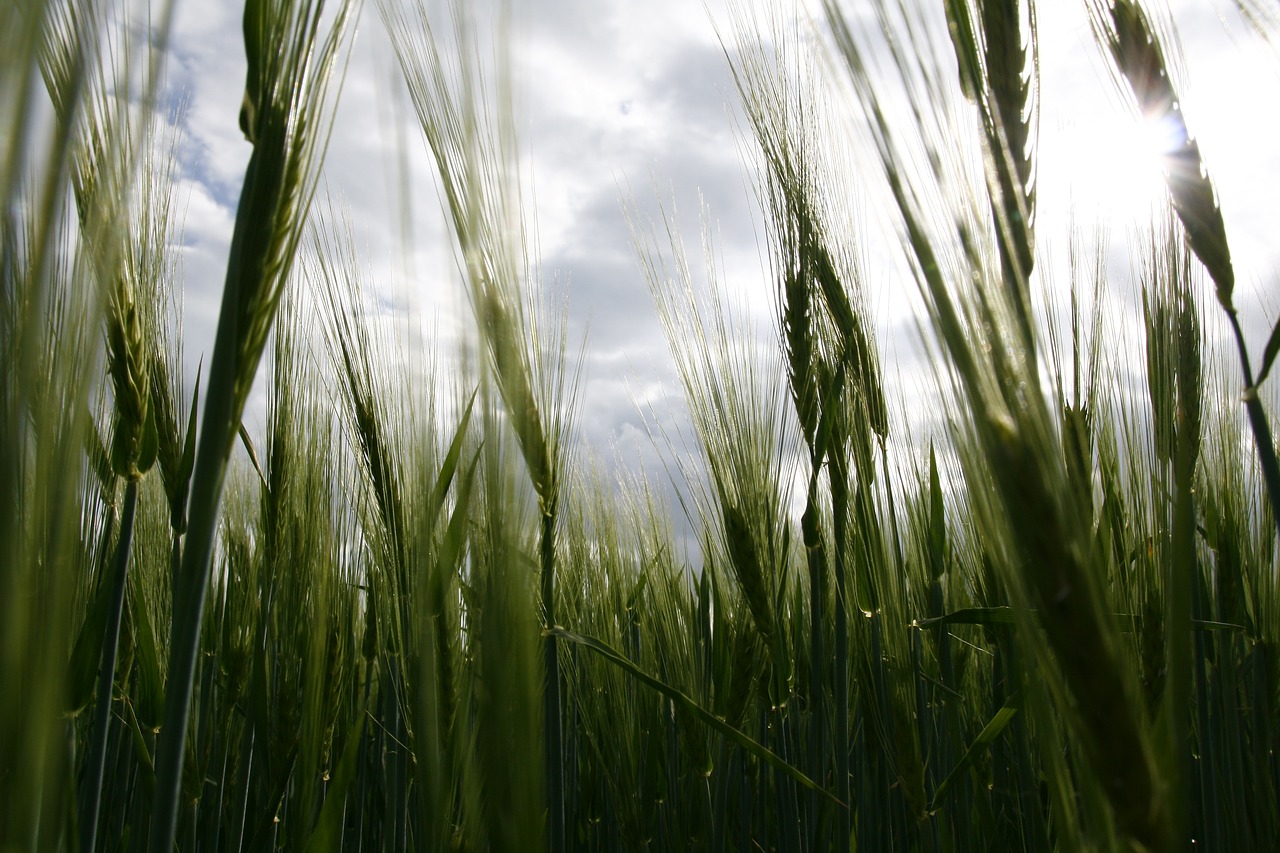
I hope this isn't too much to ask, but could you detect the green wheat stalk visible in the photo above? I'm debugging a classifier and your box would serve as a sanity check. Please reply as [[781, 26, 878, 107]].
[[148, 2, 355, 849]]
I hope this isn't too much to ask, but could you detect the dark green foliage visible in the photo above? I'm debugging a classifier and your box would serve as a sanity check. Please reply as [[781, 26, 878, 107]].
[[6, 2, 1280, 852]]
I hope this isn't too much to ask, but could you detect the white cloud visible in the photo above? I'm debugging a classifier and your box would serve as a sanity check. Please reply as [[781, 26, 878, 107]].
[[158, 0, 1280, 525]]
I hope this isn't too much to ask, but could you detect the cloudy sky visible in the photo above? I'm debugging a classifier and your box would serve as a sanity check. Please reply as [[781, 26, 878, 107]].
[[157, 0, 1280, 525]]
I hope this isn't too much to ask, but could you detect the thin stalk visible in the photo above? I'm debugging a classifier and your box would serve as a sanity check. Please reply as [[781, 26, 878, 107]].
[[830, 453, 852, 849], [79, 477, 139, 853], [147, 234, 243, 852], [147, 0, 354, 841], [542, 501, 565, 853], [1191, 578, 1221, 847], [802, 491, 825, 845], [1227, 313, 1280, 538], [1164, 425, 1196, 845]]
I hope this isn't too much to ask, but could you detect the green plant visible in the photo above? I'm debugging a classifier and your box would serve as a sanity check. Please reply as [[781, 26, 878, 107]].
[[5, 1, 1280, 851]]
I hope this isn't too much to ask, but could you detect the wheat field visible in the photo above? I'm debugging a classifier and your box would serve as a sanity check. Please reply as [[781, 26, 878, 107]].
[[3, 0, 1279, 851]]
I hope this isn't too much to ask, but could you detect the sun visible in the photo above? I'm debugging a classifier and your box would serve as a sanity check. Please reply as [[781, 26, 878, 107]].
[[1042, 98, 1176, 226]]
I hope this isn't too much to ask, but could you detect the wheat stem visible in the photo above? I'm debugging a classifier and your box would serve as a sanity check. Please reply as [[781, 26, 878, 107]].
[[149, 3, 354, 848], [79, 477, 137, 853]]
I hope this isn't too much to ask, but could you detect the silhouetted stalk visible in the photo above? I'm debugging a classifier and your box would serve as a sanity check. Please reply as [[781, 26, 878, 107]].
[[79, 477, 138, 853], [149, 150, 268, 853], [542, 501, 564, 853], [830, 451, 852, 849], [802, 491, 826, 839], [1228, 316, 1280, 537], [147, 2, 353, 845]]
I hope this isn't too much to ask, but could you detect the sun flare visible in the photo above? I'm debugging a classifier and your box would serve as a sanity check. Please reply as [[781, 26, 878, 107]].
[[1047, 101, 1176, 224]]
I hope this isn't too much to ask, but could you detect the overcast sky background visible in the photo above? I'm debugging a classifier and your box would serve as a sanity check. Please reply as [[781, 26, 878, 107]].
[[156, 0, 1280, 535]]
